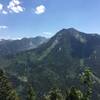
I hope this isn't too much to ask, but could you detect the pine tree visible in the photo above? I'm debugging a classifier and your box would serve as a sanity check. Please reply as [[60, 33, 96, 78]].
[[44, 88, 63, 100], [80, 68, 93, 100], [65, 87, 83, 100], [26, 84, 36, 100], [0, 69, 19, 100]]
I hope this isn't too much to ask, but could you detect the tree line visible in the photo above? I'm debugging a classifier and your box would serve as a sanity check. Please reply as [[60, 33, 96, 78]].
[[0, 68, 94, 100]]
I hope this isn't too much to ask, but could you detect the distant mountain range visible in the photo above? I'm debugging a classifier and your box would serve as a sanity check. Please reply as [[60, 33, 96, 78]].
[[0, 36, 47, 56], [1, 28, 100, 100]]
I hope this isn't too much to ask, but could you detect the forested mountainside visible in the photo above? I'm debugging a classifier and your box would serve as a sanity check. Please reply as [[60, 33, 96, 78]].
[[0, 28, 100, 100], [0, 36, 47, 56], [0, 68, 95, 100]]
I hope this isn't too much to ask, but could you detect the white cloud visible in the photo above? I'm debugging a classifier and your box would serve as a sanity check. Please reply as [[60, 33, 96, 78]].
[[43, 32, 53, 37], [7, 0, 24, 13], [0, 3, 8, 15], [0, 3, 3, 11], [34, 5, 46, 15], [2, 10, 8, 15], [0, 26, 8, 30], [43, 32, 52, 35]]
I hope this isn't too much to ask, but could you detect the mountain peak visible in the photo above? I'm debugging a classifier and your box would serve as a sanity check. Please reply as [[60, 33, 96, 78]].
[[55, 28, 80, 40], [67, 27, 79, 31], [60, 28, 79, 33]]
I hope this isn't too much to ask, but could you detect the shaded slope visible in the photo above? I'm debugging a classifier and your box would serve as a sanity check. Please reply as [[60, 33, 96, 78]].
[[0, 36, 47, 57]]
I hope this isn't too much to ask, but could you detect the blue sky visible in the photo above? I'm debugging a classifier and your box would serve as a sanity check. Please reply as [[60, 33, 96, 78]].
[[0, 0, 100, 39]]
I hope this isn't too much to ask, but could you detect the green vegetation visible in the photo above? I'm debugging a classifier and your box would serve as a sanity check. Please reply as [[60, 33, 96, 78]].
[[26, 84, 36, 100], [44, 88, 63, 100], [0, 37, 47, 56], [0, 68, 95, 100], [0, 69, 19, 100], [65, 87, 83, 100], [0, 28, 100, 100], [80, 68, 93, 100]]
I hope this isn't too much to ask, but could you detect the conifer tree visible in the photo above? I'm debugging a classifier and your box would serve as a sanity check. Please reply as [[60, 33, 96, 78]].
[[0, 69, 19, 100], [65, 87, 83, 100], [44, 88, 63, 100], [26, 84, 36, 100], [80, 68, 93, 100]]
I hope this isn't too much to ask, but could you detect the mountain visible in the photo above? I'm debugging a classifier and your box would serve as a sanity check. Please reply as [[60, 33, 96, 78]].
[[1, 28, 100, 99], [0, 36, 47, 57]]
